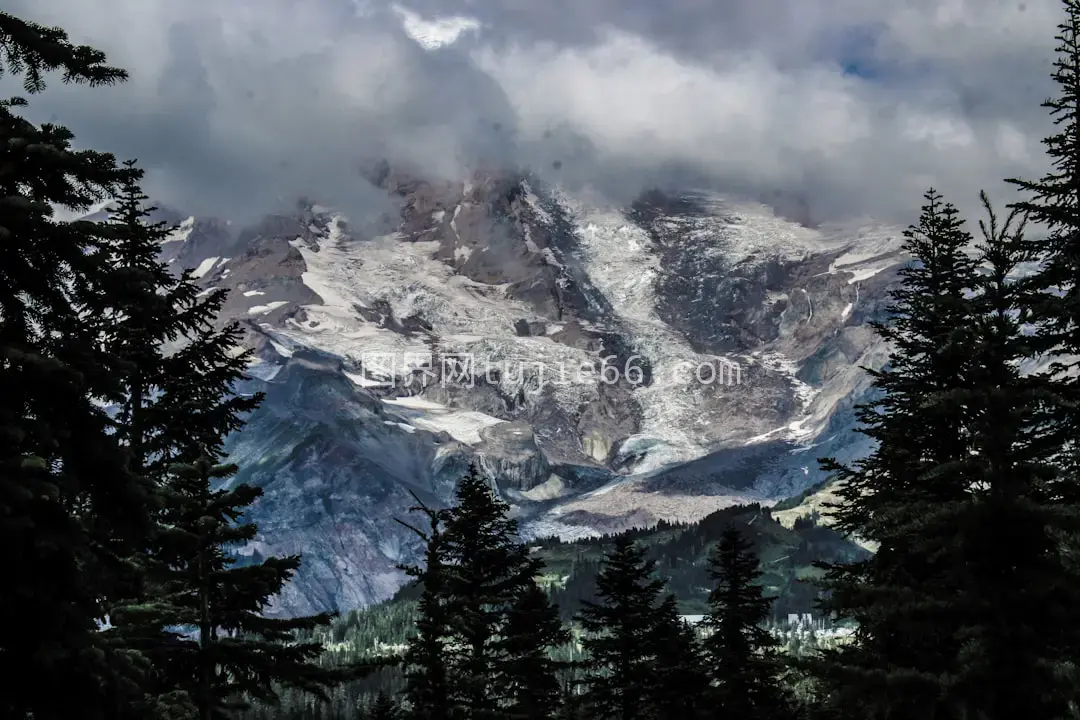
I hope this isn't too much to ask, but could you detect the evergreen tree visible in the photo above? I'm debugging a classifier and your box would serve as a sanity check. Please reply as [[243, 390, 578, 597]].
[[398, 501, 454, 720], [576, 536, 665, 720], [398, 466, 568, 720], [147, 457, 343, 719], [0, 11, 156, 719], [104, 166, 367, 719], [809, 185, 1080, 720], [498, 581, 570, 720], [701, 529, 791, 720], [646, 593, 709, 720], [940, 195, 1079, 719], [1008, 0, 1080, 405], [0, 10, 128, 91], [440, 464, 554, 720], [368, 692, 400, 720], [809, 189, 983, 720], [100, 162, 179, 473], [101, 164, 261, 476], [1005, 1, 1080, 701], [99, 167, 276, 716]]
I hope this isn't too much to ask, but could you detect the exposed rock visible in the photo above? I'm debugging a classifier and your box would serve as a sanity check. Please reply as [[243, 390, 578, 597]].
[[475, 421, 548, 492], [141, 164, 908, 615]]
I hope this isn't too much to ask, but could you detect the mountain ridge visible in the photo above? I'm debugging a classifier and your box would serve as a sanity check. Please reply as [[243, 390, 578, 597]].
[[106, 164, 907, 615]]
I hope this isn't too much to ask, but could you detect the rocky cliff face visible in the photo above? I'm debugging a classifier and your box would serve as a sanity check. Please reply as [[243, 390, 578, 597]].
[[133, 166, 907, 616]]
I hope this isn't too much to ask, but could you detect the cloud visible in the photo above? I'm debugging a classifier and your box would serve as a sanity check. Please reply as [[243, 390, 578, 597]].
[[0, 0, 1065, 225]]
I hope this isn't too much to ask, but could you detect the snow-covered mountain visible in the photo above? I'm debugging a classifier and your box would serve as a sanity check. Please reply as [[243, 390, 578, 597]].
[[135, 164, 907, 615]]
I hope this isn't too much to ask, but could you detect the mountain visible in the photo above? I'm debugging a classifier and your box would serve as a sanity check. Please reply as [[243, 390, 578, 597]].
[[128, 163, 906, 616]]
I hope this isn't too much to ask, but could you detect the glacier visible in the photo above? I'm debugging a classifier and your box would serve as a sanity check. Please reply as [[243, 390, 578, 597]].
[[112, 166, 909, 615]]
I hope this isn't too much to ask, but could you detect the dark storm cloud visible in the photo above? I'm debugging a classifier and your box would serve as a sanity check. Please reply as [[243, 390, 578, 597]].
[[0, 0, 1067, 225]]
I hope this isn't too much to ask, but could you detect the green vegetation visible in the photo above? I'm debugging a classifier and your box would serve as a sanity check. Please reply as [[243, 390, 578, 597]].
[[543, 504, 865, 618], [0, 13, 338, 717]]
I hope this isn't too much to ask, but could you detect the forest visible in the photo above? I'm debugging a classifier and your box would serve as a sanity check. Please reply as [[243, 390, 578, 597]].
[[6, 0, 1080, 718]]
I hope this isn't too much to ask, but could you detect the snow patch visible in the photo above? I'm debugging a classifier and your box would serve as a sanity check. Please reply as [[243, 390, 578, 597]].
[[162, 216, 195, 244], [191, 256, 218, 279], [248, 301, 289, 315], [282, 214, 596, 413], [269, 340, 294, 358], [520, 517, 602, 542], [383, 396, 451, 411], [243, 290, 266, 297], [758, 352, 818, 409], [823, 226, 906, 284], [382, 395, 505, 444], [566, 194, 746, 471], [412, 411, 503, 445], [247, 361, 282, 382], [345, 371, 389, 388]]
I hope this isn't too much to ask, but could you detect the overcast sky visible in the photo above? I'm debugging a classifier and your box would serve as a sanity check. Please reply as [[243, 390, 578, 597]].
[[2, 0, 1064, 226]]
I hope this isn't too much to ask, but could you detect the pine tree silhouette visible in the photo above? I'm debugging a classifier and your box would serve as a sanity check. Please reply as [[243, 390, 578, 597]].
[[498, 581, 569, 720], [153, 457, 345, 719], [399, 465, 568, 720], [398, 501, 454, 720], [809, 190, 982, 719], [103, 166, 262, 475], [942, 196, 1078, 718], [702, 529, 791, 720], [647, 593, 709, 720], [0, 11, 154, 719], [576, 536, 665, 720], [443, 464, 565, 720]]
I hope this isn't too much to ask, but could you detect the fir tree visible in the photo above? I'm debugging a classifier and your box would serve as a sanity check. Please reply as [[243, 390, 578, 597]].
[[398, 466, 568, 720], [148, 457, 344, 719], [498, 581, 570, 720], [398, 501, 454, 720], [0, 11, 156, 719], [368, 692, 400, 720], [1007, 0, 1080, 382], [701, 529, 791, 720], [101, 164, 260, 474], [1005, 1, 1080, 701], [0, 10, 128, 92], [808, 186, 1080, 720], [99, 167, 271, 716], [809, 189, 983, 720], [576, 536, 665, 720], [440, 464, 552, 720], [646, 593, 709, 720], [100, 162, 178, 472], [940, 195, 1080, 719]]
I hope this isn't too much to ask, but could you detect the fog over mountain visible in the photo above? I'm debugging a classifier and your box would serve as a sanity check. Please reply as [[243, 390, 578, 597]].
[[3, 0, 1058, 225]]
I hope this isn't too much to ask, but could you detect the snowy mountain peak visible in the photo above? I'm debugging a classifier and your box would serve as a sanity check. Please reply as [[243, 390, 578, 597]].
[[140, 165, 907, 615]]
